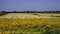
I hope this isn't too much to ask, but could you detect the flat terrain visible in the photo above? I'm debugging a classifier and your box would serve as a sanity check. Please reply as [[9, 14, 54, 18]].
[[0, 13, 60, 34], [0, 13, 60, 18]]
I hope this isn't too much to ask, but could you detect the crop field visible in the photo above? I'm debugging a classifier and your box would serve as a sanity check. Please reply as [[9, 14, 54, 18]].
[[0, 13, 60, 34]]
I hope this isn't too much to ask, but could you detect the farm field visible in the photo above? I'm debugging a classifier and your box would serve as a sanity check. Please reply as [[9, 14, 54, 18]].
[[0, 13, 60, 34]]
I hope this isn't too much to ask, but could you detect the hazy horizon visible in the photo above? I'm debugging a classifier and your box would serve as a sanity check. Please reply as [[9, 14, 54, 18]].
[[0, 0, 60, 11]]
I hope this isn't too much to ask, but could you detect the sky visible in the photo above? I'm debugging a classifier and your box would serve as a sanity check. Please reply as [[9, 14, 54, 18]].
[[0, 0, 60, 11]]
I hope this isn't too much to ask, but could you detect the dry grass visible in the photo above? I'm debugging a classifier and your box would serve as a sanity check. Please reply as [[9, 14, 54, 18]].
[[0, 13, 60, 34]]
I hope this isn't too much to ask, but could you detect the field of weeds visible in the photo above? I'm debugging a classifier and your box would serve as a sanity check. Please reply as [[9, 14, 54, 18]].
[[0, 13, 60, 34]]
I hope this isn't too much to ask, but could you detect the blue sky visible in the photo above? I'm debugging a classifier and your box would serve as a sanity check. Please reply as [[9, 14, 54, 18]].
[[0, 0, 60, 11]]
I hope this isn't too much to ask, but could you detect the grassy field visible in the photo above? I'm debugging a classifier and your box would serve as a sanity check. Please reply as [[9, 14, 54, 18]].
[[0, 13, 60, 34]]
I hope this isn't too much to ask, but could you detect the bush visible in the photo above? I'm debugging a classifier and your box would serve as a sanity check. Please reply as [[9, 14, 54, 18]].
[[0, 11, 8, 16]]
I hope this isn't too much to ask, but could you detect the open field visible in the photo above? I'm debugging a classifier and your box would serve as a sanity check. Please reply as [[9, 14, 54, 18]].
[[0, 13, 60, 34], [0, 13, 60, 18]]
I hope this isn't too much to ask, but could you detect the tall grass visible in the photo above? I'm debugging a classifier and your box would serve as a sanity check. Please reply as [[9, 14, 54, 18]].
[[0, 18, 60, 34], [0, 13, 60, 34]]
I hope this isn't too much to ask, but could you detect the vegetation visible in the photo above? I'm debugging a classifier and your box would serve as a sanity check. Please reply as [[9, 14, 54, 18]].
[[0, 18, 60, 34], [0, 11, 60, 13], [0, 11, 60, 34], [0, 11, 8, 16]]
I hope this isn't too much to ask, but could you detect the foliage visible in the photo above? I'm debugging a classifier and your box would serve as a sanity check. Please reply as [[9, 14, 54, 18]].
[[0, 11, 8, 16]]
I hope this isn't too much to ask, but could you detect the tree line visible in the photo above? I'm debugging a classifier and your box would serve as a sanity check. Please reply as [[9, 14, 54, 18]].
[[0, 11, 60, 13]]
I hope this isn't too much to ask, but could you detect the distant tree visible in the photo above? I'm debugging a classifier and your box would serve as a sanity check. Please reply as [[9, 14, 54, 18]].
[[2, 11, 6, 13], [13, 11, 16, 13]]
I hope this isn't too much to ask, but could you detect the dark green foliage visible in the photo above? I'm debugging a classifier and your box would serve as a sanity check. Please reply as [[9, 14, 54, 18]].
[[0, 11, 8, 16], [0, 11, 60, 13]]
